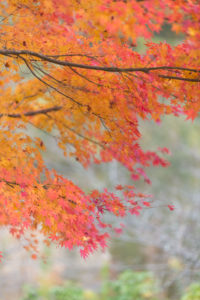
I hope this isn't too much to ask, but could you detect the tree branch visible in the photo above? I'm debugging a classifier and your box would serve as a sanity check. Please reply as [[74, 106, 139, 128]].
[[159, 75, 200, 82], [0, 49, 200, 77], [0, 106, 62, 118], [21, 56, 83, 107]]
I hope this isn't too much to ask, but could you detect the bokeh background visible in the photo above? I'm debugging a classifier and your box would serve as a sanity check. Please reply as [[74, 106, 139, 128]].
[[1, 25, 200, 300]]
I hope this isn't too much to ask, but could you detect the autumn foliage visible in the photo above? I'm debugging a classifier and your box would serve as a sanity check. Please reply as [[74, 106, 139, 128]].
[[0, 0, 199, 258]]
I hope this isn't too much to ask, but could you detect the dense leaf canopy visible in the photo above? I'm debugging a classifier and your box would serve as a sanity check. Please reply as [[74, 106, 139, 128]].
[[0, 0, 199, 258]]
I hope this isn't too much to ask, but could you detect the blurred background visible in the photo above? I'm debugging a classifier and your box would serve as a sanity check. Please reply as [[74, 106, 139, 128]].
[[1, 25, 200, 300]]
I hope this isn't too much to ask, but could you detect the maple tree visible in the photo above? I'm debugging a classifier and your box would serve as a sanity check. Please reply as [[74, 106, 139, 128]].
[[0, 0, 199, 259]]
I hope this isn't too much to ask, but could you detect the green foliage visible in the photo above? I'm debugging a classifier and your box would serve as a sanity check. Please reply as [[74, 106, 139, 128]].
[[20, 272, 200, 300], [22, 286, 39, 300], [181, 283, 200, 300], [101, 270, 158, 300], [21, 271, 158, 300], [50, 284, 83, 300], [21, 283, 83, 300]]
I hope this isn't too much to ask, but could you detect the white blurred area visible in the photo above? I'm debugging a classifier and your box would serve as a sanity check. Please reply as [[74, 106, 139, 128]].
[[0, 227, 111, 299]]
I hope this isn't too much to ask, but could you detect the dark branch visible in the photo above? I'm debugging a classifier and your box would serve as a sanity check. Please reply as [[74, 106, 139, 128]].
[[0, 49, 200, 76], [159, 75, 200, 82], [0, 106, 62, 118], [21, 56, 84, 107]]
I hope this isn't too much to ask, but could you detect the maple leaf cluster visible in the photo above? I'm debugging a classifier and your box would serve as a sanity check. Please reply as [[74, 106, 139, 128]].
[[0, 0, 199, 258]]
